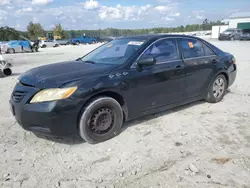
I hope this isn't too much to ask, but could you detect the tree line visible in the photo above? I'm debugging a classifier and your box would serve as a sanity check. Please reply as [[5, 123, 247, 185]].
[[0, 19, 224, 41]]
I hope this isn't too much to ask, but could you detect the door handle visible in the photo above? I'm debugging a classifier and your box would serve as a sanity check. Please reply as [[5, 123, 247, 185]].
[[212, 59, 218, 64], [175, 65, 183, 73]]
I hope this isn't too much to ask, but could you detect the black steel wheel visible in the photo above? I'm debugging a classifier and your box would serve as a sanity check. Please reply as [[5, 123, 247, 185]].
[[79, 97, 123, 144], [205, 74, 227, 103]]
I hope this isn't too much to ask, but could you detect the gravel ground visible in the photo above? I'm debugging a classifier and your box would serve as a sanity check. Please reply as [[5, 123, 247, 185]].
[[0, 41, 250, 188]]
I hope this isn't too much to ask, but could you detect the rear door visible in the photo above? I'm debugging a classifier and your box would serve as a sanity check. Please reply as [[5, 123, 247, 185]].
[[178, 38, 217, 99]]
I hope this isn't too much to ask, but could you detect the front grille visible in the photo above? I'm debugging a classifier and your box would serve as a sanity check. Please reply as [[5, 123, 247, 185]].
[[12, 91, 27, 103]]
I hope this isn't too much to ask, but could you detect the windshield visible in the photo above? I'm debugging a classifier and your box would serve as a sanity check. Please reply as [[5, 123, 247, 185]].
[[80, 38, 146, 65], [223, 29, 236, 33]]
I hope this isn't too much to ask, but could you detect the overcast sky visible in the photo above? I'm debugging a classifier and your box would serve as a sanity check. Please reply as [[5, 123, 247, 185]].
[[0, 0, 249, 30]]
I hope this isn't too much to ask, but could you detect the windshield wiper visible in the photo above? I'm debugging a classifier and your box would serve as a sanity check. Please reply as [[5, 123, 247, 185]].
[[83, 61, 96, 64], [76, 59, 96, 64]]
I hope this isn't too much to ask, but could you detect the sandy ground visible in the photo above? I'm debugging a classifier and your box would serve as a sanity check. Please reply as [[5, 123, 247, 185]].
[[0, 41, 250, 188]]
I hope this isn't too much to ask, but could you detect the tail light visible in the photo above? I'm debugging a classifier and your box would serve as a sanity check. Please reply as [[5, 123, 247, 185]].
[[232, 57, 236, 64]]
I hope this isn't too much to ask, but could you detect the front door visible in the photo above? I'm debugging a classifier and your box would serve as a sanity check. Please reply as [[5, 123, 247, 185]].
[[124, 38, 186, 115], [178, 38, 217, 99]]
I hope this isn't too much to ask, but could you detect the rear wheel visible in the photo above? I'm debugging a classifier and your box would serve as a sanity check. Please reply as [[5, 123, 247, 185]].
[[7, 48, 15, 54], [205, 74, 227, 103], [78, 97, 123, 144]]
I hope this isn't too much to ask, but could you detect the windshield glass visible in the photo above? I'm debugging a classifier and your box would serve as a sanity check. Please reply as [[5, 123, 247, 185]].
[[80, 38, 146, 65], [223, 29, 235, 33]]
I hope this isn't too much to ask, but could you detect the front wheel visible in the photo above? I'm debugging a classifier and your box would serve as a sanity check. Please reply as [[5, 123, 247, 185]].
[[205, 74, 227, 103], [78, 97, 123, 144]]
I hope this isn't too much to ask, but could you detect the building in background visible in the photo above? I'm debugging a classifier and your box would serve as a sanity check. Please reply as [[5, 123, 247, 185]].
[[229, 12, 250, 29], [212, 12, 250, 39]]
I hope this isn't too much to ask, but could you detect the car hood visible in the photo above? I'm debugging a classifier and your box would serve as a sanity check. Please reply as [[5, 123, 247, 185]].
[[19, 61, 114, 88]]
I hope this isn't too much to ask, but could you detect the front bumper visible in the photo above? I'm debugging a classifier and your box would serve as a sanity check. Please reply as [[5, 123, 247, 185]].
[[10, 82, 85, 136]]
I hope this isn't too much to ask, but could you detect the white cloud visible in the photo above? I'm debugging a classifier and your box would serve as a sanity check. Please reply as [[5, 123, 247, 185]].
[[0, 10, 7, 24], [83, 0, 100, 10], [169, 12, 180, 17], [6, 5, 13, 9], [32, 16, 39, 23], [99, 6, 123, 20], [196, 15, 205, 20], [98, 4, 153, 21], [161, 16, 174, 22], [17, 7, 33, 13], [32, 0, 53, 5], [155, 6, 171, 14], [192, 10, 205, 20], [157, 0, 171, 2], [0, 0, 11, 5], [0, 0, 181, 30], [138, 4, 152, 17]]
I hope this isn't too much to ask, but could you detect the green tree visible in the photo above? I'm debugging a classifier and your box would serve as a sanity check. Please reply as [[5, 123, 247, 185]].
[[53, 24, 66, 39], [27, 22, 45, 40]]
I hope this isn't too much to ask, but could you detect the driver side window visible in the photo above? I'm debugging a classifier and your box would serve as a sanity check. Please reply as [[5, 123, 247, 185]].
[[140, 38, 180, 64]]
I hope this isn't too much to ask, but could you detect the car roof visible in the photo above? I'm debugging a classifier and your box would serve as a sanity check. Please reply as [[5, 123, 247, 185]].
[[117, 34, 203, 41]]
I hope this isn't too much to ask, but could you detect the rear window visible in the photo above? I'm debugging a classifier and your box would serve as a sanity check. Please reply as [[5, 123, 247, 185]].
[[179, 38, 204, 59], [203, 44, 216, 56]]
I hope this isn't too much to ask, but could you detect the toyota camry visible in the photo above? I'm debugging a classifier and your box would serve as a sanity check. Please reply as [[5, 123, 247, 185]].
[[10, 35, 237, 144]]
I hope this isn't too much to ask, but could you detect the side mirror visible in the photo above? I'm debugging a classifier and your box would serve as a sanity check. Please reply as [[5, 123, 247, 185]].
[[137, 56, 156, 67]]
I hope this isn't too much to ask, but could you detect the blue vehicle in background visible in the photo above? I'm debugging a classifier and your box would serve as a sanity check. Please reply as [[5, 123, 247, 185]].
[[70, 36, 97, 45], [0, 40, 38, 54]]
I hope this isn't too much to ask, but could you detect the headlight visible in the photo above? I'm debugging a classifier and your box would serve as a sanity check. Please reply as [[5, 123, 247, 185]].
[[30, 87, 77, 103]]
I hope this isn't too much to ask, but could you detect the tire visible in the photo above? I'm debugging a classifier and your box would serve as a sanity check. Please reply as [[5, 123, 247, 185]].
[[54, 44, 59, 47], [42, 44, 47, 48], [7, 48, 15, 54], [66, 42, 70, 45], [78, 97, 123, 144], [205, 74, 227, 103], [3, 68, 12, 76], [76, 41, 80, 45]]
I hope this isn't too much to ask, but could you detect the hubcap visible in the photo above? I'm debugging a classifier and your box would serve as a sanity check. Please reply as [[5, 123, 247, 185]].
[[213, 78, 225, 99], [89, 108, 114, 135]]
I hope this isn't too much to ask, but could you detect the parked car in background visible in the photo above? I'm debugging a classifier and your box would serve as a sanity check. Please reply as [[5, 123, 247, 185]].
[[239, 29, 250, 41], [218, 28, 243, 41], [40, 40, 59, 48], [239, 33, 250, 40], [10, 34, 237, 144], [55, 39, 70, 45], [71, 36, 97, 45], [1, 40, 33, 54]]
